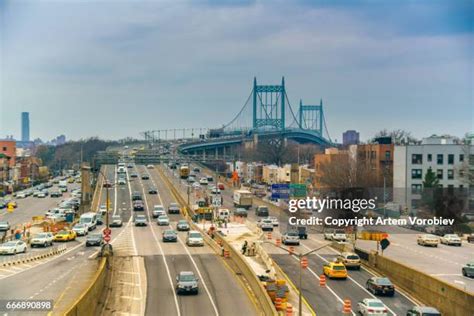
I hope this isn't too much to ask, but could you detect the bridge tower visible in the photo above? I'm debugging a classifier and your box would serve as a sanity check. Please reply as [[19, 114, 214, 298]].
[[252, 77, 286, 131], [298, 99, 324, 135]]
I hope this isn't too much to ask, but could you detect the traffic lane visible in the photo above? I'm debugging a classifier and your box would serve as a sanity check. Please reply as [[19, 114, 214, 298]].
[[152, 165, 257, 316]]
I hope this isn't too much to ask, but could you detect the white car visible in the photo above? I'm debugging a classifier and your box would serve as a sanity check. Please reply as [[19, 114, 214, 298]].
[[440, 234, 461, 246], [258, 219, 274, 231], [282, 231, 300, 245], [147, 164, 154, 169], [417, 234, 440, 247], [16, 192, 26, 199], [30, 232, 54, 247], [153, 205, 165, 218], [99, 204, 107, 213], [199, 178, 208, 185], [37, 191, 46, 198], [267, 216, 279, 227], [0, 241, 27, 255], [357, 298, 388, 316], [186, 231, 204, 247], [117, 178, 126, 185], [72, 224, 89, 236], [157, 215, 170, 226], [192, 182, 201, 189]]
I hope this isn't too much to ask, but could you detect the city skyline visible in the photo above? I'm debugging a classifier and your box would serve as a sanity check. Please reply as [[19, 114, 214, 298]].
[[1, 1, 473, 141]]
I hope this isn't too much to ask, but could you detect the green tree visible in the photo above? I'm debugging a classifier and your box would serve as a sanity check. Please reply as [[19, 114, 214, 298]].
[[423, 167, 439, 188], [421, 167, 439, 211]]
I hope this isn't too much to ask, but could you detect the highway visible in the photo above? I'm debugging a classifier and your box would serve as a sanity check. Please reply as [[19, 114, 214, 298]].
[[129, 164, 257, 316], [179, 163, 420, 315]]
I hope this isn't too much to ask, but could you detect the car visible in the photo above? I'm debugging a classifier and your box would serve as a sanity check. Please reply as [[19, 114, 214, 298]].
[[134, 215, 148, 226], [50, 190, 62, 198], [148, 187, 158, 194], [258, 218, 274, 231], [72, 224, 89, 236], [256, 205, 269, 217], [234, 208, 248, 217], [323, 262, 348, 279], [217, 182, 225, 190], [176, 220, 190, 231], [366, 277, 395, 296], [157, 215, 170, 226], [199, 178, 208, 185], [130, 173, 138, 178], [267, 216, 279, 227], [193, 167, 200, 173], [32, 190, 41, 197], [152, 205, 165, 218], [440, 234, 461, 246], [30, 232, 54, 247], [127, 163, 133, 168], [117, 178, 127, 185], [357, 298, 388, 316], [186, 231, 204, 246], [462, 262, 474, 278], [0, 200, 6, 209], [133, 200, 145, 211], [147, 164, 154, 169], [103, 180, 112, 188], [131, 192, 142, 201], [337, 252, 361, 270], [162, 229, 178, 242], [59, 186, 68, 193], [192, 182, 201, 189], [110, 215, 123, 227], [0, 221, 10, 232], [37, 191, 46, 198], [168, 203, 180, 214], [141, 174, 150, 180], [7, 201, 17, 208], [0, 241, 27, 255], [86, 233, 104, 247], [282, 231, 300, 245], [176, 271, 199, 295], [406, 306, 441, 316], [417, 234, 439, 247], [16, 192, 26, 199], [54, 230, 77, 242]]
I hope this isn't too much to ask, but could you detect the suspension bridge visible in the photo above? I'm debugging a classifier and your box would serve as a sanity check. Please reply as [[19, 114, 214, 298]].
[[142, 77, 333, 157]]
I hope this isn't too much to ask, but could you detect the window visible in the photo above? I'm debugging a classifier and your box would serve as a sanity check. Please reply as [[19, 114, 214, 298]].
[[460, 154, 464, 162], [411, 169, 422, 179], [427, 154, 432, 162], [2, 147, 6, 151], [385, 151, 391, 160], [411, 184, 422, 194], [437, 154, 443, 164], [370, 151, 376, 159], [411, 154, 422, 164], [447, 169, 454, 180], [448, 154, 454, 165], [437, 169, 443, 180]]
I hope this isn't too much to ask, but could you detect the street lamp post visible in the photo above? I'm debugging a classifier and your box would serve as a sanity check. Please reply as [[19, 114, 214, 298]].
[[261, 240, 331, 316]]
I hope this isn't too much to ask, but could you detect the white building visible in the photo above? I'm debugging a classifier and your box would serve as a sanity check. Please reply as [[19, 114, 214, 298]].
[[393, 136, 473, 211]]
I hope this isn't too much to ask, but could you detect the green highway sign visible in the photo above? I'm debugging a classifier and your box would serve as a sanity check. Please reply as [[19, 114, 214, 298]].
[[290, 184, 307, 198]]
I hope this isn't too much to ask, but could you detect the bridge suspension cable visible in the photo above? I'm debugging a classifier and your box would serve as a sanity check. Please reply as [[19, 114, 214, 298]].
[[221, 90, 253, 130]]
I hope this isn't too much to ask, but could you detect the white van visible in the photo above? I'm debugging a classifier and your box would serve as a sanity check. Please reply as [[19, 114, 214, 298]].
[[218, 209, 230, 221], [80, 212, 98, 231]]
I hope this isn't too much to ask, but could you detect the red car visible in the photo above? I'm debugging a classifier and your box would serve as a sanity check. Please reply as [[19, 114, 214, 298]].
[[217, 183, 225, 190]]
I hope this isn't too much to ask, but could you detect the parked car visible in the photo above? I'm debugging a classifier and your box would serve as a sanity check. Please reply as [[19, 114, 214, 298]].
[[86, 233, 104, 247], [168, 203, 180, 214], [162, 230, 178, 242], [186, 231, 204, 247], [440, 234, 462, 246], [54, 230, 77, 242], [157, 215, 170, 226], [176, 271, 199, 295], [0, 240, 27, 255], [357, 298, 388, 316], [177, 220, 190, 231], [366, 277, 395, 296], [0, 221, 10, 232], [337, 252, 361, 270], [134, 215, 148, 226], [406, 306, 441, 316], [72, 224, 89, 236], [50, 190, 62, 198], [16, 192, 26, 199], [110, 215, 123, 227], [417, 234, 439, 247], [462, 262, 474, 278], [282, 231, 300, 245], [30, 232, 54, 247]]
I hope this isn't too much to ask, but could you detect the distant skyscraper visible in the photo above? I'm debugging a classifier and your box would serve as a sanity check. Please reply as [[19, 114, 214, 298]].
[[343, 130, 359, 146], [21, 112, 30, 142]]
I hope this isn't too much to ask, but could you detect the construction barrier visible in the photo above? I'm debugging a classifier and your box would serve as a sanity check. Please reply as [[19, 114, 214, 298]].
[[288, 246, 294, 255], [320, 274, 326, 287], [343, 299, 351, 314], [274, 297, 283, 311], [275, 238, 281, 247], [223, 249, 230, 258], [267, 232, 272, 240], [286, 303, 293, 316], [301, 256, 308, 269]]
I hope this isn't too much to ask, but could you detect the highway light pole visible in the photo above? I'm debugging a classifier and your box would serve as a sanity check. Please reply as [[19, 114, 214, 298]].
[[262, 240, 331, 316]]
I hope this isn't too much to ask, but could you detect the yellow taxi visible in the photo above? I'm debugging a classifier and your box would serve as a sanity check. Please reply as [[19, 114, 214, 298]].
[[67, 177, 75, 184], [54, 230, 77, 242], [323, 261, 348, 279]]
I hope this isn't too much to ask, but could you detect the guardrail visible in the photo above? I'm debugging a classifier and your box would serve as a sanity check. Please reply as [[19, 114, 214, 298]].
[[158, 166, 278, 316], [0, 244, 67, 267], [65, 257, 108, 316]]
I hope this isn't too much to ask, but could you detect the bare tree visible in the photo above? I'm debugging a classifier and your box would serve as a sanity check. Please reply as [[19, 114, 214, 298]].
[[373, 129, 418, 145]]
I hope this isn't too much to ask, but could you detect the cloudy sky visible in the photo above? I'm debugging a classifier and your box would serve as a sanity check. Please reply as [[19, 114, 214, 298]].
[[1, 0, 472, 142]]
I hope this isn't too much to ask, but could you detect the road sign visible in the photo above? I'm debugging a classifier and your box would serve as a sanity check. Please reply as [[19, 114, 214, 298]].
[[271, 183, 289, 199], [103, 228, 112, 236], [104, 235, 111, 242], [380, 238, 390, 250], [290, 184, 307, 198]]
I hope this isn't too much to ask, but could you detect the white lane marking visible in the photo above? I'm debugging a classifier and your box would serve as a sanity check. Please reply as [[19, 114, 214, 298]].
[[152, 165, 219, 316], [137, 167, 181, 316], [113, 165, 118, 216]]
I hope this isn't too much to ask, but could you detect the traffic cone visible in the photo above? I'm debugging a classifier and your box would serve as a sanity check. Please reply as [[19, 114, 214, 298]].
[[275, 297, 283, 311], [286, 303, 293, 316], [343, 299, 351, 314], [275, 238, 281, 247], [301, 256, 308, 269], [319, 274, 326, 287], [267, 232, 272, 240]]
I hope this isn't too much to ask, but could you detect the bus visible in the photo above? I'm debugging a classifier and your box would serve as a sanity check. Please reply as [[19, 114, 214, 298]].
[[180, 165, 190, 179]]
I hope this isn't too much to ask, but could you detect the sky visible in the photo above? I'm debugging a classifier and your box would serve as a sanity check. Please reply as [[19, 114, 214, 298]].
[[0, 0, 473, 142]]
